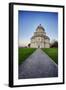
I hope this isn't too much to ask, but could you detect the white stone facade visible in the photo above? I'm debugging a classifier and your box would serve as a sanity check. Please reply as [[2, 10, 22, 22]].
[[30, 24, 50, 48]]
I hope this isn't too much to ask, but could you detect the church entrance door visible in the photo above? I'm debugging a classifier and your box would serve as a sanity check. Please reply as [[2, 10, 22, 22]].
[[38, 45, 40, 48]]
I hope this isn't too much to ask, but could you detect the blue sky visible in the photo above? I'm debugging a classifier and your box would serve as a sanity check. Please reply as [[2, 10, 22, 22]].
[[18, 11, 58, 46]]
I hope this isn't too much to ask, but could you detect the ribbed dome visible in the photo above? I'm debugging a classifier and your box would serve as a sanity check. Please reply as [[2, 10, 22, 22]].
[[36, 24, 45, 32]]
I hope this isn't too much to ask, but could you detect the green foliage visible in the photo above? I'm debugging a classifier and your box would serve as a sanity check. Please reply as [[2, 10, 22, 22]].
[[42, 48, 58, 64], [50, 41, 58, 48], [19, 48, 36, 65]]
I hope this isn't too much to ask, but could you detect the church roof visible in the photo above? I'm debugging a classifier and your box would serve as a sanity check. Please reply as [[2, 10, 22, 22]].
[[36, 24, 45, 31], [31, 35, 50, 40], [44, 35, 50, 40]]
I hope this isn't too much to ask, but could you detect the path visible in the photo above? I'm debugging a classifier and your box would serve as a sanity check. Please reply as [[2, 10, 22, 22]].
[[19, 49, 58, 79]]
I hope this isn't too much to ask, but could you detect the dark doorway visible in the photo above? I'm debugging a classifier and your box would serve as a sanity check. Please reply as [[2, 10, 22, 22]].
[[38, 45, 40, 48]]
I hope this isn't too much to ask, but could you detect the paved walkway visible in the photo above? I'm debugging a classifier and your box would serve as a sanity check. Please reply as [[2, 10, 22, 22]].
[[19, 49, 58, 79]]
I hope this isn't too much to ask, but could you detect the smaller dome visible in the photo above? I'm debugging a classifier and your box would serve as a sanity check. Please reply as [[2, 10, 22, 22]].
[[36, 24, 45, 31]]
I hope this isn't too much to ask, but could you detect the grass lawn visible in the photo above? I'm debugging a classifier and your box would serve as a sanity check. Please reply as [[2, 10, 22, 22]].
[[42, 48, 58, 64], [19, 48, 36, 65]]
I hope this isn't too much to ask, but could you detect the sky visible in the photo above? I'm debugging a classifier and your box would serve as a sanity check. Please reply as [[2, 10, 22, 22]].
[[18, 10, 58, 47]]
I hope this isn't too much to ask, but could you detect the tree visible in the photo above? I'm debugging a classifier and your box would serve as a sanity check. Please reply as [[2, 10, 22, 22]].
[[50, 40, 58, 48], [28, 43, 31, 47]]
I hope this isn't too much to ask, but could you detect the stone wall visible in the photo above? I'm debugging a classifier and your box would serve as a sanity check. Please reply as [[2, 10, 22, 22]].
[[31, 35, 50, 48]]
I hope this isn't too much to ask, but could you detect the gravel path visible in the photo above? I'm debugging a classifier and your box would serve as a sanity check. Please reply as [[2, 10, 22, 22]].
[[19, 49, 58, 79]]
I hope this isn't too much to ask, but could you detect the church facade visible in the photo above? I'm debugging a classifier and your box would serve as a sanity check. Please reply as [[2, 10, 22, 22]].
[[30, 24, 50, 48]]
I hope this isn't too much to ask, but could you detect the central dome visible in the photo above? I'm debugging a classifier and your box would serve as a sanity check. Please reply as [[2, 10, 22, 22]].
[[36, 24, 45, 32]]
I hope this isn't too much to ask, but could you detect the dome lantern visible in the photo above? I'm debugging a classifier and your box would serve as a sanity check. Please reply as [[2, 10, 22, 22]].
[[36, 24, 45, 32]]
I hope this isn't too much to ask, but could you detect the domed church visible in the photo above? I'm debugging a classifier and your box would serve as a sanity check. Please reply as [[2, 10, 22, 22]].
[[30, 24, 50, 48]]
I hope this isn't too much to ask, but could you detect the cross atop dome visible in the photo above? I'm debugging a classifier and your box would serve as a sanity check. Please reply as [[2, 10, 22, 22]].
[[38, 24, 42, 27], [39, 24, 41, 26]]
